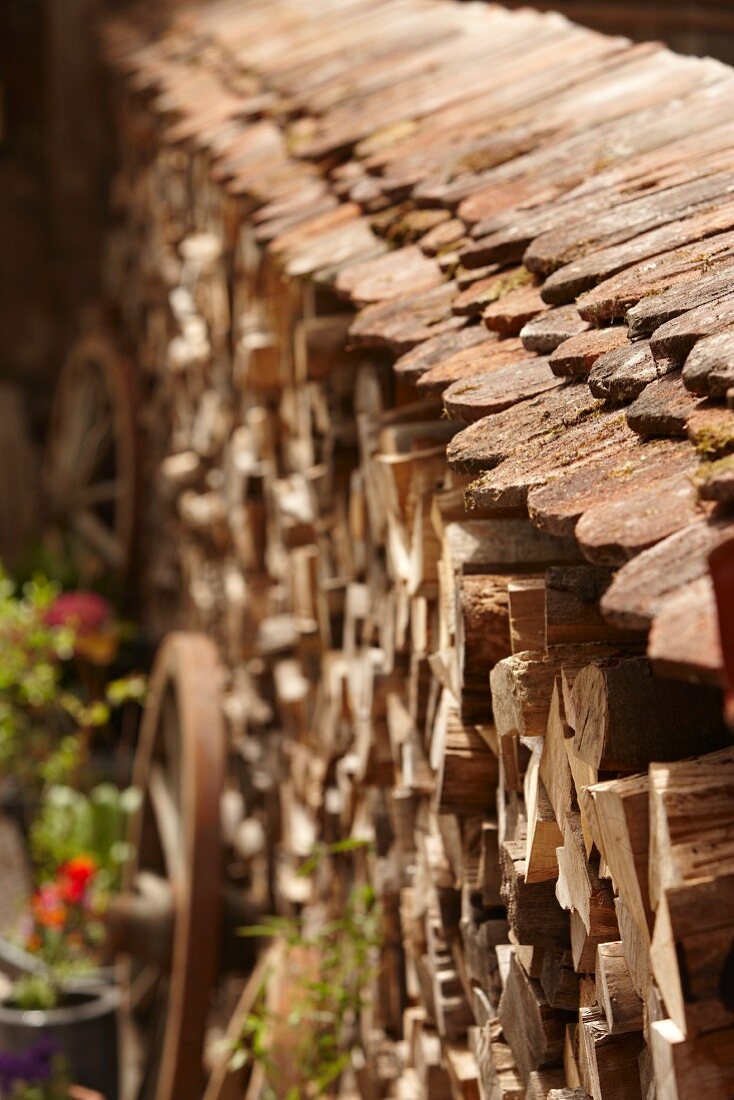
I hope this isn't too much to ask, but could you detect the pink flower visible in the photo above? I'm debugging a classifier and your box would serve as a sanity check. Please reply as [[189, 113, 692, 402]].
[[44, 592, 118, 665], [44, 592, 112, 633], [31, 884, 67, 929]]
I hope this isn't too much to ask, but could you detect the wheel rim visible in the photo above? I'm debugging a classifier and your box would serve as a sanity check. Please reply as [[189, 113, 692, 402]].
[[44, 332, 137, 583], [114, 633, 226, 1100]]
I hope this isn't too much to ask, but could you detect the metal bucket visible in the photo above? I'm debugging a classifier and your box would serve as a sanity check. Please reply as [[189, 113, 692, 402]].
[[0, 987, 119, 1099]]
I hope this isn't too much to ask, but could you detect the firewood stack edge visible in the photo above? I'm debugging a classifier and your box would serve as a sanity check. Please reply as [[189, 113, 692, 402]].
[[96, 2, 734, 1097]]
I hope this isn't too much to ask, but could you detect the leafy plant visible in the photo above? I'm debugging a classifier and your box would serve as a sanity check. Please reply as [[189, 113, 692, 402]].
[[5, 784, 143, 1010], [0, 569, 145, 794], [30, 783, 141, 892], [11, 853, 108, 1009], [232, 841, 382, 1098]]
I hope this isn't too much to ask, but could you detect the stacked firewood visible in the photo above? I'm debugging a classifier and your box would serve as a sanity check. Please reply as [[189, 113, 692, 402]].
[[95, 2, 734, 1097]]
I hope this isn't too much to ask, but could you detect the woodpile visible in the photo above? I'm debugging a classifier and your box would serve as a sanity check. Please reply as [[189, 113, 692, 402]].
[[93, 2, 734, 1096]]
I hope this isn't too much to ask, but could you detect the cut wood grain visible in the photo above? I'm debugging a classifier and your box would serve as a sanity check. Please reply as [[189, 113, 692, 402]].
[[570, 657, 726, 770], [501, 840, 571, 949], [539, 680, 575, 831], [545, 566, 634, 646], [596, 942, 643, 1036], [649, 1018, 734, 1100], [556, 812, 618, 938], [498, 951, 569, 1083], [508, 577, 546, 655], [578, 1005, 644, 1100], [585, 774, 653, 943], [525, 746, 563, 884], [436, 710, 500, 816], [456, 574, 513, 720], [491, 644, 627, 741], [651, 872, 734, 1039]]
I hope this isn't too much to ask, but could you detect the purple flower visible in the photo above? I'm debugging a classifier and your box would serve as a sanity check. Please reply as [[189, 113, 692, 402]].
[[0, 1037, 58, 1088]]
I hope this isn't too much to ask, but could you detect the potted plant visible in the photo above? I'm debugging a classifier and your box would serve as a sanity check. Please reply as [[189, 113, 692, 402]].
[[0, 857, 119, 1100], [0, 783, 141, 990]]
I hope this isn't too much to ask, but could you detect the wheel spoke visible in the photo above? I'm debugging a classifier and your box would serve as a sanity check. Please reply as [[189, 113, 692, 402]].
[[128, 962, 162, 1013], [77, 479, 125, 506], [148, 764, 184, 880], [74, 412, 114, 489], [71, 508, 126, 568]]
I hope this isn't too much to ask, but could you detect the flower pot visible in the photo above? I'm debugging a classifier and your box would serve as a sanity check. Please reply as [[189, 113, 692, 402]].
[[0, 987, 119, 1100], [0, 936, 115, 993]]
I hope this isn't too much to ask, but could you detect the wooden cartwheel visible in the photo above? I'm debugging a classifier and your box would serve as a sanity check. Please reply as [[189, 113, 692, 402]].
[[108, 632, 226, 1100], [43, 329, 137, 584]]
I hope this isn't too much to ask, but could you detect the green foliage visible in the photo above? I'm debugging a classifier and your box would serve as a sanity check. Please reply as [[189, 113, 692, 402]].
[[233, 842, 382, 1098], [10, 974, 59, 1012], [0, 567, 145, 794], [30, 783, 141, 891], [0, 572, 83, 791]]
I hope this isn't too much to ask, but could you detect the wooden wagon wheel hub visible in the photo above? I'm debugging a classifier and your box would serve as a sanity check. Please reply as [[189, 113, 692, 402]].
[[110, 633, 226, 1100], [44, 331, 137, 582]]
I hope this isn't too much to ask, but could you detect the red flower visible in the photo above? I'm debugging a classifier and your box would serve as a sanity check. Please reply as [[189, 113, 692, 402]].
[[58, 854, 98, 904]]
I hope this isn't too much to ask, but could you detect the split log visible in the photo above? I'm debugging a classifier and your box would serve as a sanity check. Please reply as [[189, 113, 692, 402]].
[[501, 840, 570, 949], [507, 578, 546, 655], [556, 812, 619, 938], [578, 1005, 644, 1100], [649, 1019, 734, 1100], [585, 774, 653, 943], [570, 657, 726, 770], [491, 644, 627, 741], [436, 707, 499, 816], [525, 745, 563, 884], [545, 566, 634, 647], [596, 942, 643, 1035], [650, 872, 734, 1038], [498, 952, 569, 1083]]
